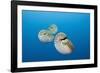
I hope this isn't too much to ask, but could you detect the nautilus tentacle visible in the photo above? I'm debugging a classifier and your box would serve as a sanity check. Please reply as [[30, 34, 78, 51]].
[[38, 30, 54, 42], [54, 32, 74, 54]]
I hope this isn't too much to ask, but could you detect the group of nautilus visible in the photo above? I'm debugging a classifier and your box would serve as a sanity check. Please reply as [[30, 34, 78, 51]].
[[38, 24, 74, 54]]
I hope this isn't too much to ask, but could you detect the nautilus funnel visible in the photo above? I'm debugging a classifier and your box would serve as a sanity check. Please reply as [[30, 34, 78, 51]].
[[48, 24, 58, 34], [38, 30, 54, 42], [54, 32, 74, 54]]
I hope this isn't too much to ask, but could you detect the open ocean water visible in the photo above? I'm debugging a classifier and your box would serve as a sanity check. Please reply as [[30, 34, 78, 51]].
[[22, 10, 90, 62]]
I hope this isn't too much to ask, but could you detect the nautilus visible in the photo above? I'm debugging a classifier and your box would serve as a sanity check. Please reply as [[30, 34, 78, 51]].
[[48, 24, 58, 34], [54, 32, 74, 54], [38, 24, 57, 42], [38, 30, 54, 42]]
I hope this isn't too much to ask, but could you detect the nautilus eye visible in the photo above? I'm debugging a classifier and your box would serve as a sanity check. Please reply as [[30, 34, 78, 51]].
[[48, 24, 58, 34], [38, 30, 54, 42], [54, 32, 74, 54]]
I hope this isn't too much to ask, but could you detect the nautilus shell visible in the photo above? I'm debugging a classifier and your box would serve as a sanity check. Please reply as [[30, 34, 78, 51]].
[[54, 32, 74, 54], [38, 30, 54, 42]]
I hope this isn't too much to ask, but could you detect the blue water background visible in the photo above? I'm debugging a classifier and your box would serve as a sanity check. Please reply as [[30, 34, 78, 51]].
[[22, 10, 90, 62]]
